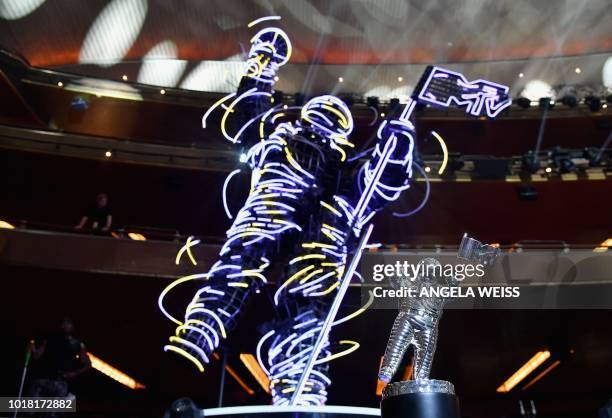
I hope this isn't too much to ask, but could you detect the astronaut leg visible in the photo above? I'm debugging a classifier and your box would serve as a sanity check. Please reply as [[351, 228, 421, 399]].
[[379, 312, 416, 383], [167, 159, 304, 370], [413, 324, 438, 380], [266, 300, 331, 406]]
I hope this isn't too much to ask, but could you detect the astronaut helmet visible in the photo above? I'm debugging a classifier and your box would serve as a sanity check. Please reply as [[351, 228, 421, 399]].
[[300, 95, 355, 159]]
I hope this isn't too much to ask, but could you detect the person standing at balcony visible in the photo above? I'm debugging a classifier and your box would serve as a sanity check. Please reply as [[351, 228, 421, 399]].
[[75, 193, 112, 234]]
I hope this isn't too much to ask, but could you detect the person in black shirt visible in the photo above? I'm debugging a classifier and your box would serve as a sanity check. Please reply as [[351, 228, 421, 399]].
[[28, 318, 91, 400], [75, 193, 112, 233]]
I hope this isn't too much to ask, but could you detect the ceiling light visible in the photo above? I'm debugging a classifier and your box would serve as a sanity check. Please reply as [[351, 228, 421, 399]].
[[128, 232, 146, 241], [57, 81, 63, 87], [519, 73, 524, 78], [575, 67, 581, 74], [239, 153, 248, 163], [105, 150, 112, 158], [0, 220, 15, 229], [122, 75, 128, 81], [545, 167, 552, 173], [497, 350, 551, 393], [160, 89, 166, 95], [424, 166, 431, 173], [397, 76, 403, 82], [338, 77, 344, 83]]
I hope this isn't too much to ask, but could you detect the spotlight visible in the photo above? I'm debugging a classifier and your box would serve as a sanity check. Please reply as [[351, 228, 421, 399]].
[[397, 76, 403, 82], [163, 398, 199, 418], [574, 67, 581, 74], [57, 81, 64, 87], [424, 166, 431, 173], [105, 150, 112, 158], [367, 96, 379, 109], [517, 185, 538, 201], [561, 95, 578, 108], [380, 112, 386, 118], [338, 77, 344, 83], [516, 97, 531, 109], [239, 153, 248, 163], [522, 152, 540, 173], [274, 76, 279, 82], [122, 75, 128, 81], [539, 97, 554, 109], [293, 92, 305, 107], [545, 167, 552, 173], [389, 98, 401, 116], [556, 157, 575, 173], [519, 73, 524, 78], [160, 89, 166, 95], [583, 147, 602, 167], [585, 96, 601, 112]]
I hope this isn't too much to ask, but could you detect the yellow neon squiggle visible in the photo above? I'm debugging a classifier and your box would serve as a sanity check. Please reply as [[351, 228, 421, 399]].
[[310, 281, 340, 296], [320, 201, 342, 217], [333, 291, 374, 326], [159, 273, 210, 325], [175, 236, 199, 266], [431, 130, 449, 175], [228, 282, 249, 288], [314, 340, 360, 364], [164, 345, 205, 372]]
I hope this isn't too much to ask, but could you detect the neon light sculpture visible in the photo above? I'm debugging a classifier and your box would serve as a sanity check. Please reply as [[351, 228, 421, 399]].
[[160, 17, 511, 406]]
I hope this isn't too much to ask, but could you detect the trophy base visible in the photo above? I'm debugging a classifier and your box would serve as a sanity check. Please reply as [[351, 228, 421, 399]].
[[381, 380, 460, 418]]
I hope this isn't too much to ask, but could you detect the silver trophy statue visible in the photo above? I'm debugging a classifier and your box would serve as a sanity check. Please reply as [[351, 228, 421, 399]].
[[379, 234, 499, 418]]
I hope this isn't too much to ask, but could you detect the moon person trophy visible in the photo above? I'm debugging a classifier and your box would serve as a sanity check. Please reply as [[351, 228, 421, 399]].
[[379, 234, 501, 418]]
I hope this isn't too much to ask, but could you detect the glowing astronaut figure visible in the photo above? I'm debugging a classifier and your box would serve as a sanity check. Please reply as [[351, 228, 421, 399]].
[[159, 17, 511, 406], [379, 235, 500, 383], [160, 19, 416, 406]]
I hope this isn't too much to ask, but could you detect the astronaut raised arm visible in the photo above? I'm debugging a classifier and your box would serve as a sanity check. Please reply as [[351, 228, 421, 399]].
[[202, 25, 292, 146]]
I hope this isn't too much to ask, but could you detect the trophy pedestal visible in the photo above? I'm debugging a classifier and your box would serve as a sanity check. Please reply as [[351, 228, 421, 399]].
[[381, 380, 460, 418]]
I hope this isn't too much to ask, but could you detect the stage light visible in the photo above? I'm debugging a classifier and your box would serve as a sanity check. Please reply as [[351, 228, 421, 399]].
[[122, 75, 128, 81], [380, 112, 385, 118], [585, 96, 601, 112], [128, 232, 146, 241], [516, 97, 531, 109], [522, 152, 540, 173], [575, 67, 581, 74], [239, 153, 248, 163], [0, 220, 15, 229], [240, 353, 270, 393], [424, 166, 431, 173], [163, 398, 200, 418], [545, 167, 552, 173], [87, 352, 146, 390], [397, 76, 403, 82], [57, 81, 63, 87], [519, 73, 524, 78], [105, 150, 112, 158], [561, 95, 577, 108], [283, 104, 288, 109], [160, 89, 166, 95], [603, 103, 608, 109], [338, 77, 344, 83], [274, 76, 279, 82], [366, 96, 379, 109], [539, 97, 554, 109], [496, 350, 550, 393], [520, 80, 553, 102]]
